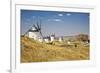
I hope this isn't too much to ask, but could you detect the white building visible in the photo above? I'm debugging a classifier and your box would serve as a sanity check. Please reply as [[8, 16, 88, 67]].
[[59, 37, 63, 42], [28, 32, 39, 40], [50, 34, 55, 42], [28, 26, 39, 40], [44, 37, 50, 43], [38, 37, 43, 42]]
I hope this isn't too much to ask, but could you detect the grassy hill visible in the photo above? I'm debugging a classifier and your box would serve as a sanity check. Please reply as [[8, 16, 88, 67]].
[[21, 36, 89, 63]]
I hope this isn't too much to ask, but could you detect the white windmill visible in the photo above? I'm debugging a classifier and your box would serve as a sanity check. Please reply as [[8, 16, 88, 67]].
[[24, 19, 43, 41]]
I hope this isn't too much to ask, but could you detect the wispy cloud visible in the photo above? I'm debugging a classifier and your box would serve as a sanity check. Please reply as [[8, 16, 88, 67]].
[[58, 14, 63, 16], [66, 13, 71, 16], [54, 19, 62, 21], [47, 19, 62, 22]]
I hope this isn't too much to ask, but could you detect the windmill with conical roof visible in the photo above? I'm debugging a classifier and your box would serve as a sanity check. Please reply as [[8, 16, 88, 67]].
[[24, 18, 43, 41]]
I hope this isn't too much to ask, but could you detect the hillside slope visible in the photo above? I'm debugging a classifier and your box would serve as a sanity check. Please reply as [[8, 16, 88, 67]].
[[21, 36, 89, 63]]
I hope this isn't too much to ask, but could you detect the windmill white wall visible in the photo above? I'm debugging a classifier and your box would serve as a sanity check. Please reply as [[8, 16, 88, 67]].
[[50, 37, 54, 42], [38, 37, 43, 42], [28, 32, 39, 40], [44, 38, 49, 43], [59, 37, 63, 42], [50, 35, 55, 42]]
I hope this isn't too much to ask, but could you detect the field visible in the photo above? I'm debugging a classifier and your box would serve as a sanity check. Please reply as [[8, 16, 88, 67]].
[[21, 36, 89, 63]]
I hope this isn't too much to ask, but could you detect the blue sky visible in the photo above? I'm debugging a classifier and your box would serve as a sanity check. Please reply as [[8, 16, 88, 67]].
[[21, 10, 89, 36]]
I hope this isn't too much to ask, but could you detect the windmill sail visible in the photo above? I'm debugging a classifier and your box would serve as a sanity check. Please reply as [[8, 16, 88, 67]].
[[24, 17, 43, 41], [39, 19, 43, 37]]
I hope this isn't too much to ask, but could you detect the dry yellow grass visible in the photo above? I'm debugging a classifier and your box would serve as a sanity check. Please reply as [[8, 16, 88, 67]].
[[21, 36, 89, 63]]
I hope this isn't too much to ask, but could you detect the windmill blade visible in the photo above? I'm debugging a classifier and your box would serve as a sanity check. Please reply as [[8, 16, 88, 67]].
[[23, 23, 35, 36], [33, 24, 38, 30], [39, 30, 43, 37], [39, 19, 41, 30], [23, 27, 32, 36], [36, 21, 40, 30], [35, 16, 40, 30], [23, 30, 29, 36], [39, 19, 43, 37]]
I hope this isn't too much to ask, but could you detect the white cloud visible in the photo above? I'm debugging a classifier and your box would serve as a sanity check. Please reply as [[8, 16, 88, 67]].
[[66, 13, 71, 16], [54, 19, 61, 21], [58, 14, 63, 16], [47, 19, 62, 22]]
